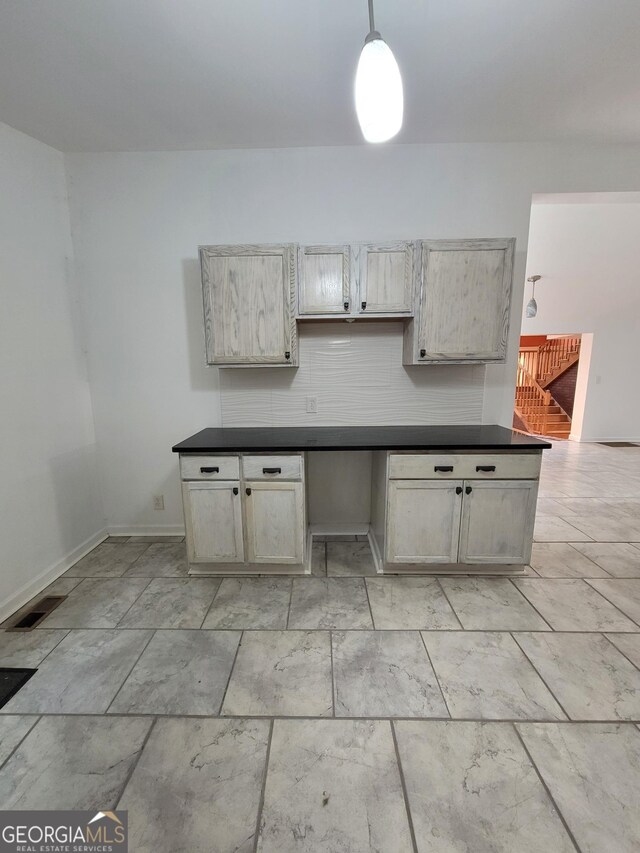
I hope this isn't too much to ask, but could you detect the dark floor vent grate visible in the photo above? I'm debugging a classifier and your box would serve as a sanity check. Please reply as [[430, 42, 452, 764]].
[[599, 442, 639, 447], [0, 668, 37, 709], [5, 595, 67, 631]]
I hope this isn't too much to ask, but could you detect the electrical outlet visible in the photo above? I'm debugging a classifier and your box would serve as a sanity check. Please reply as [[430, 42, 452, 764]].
[[153, 494, 165, 511], [306, 396, 318, 413]]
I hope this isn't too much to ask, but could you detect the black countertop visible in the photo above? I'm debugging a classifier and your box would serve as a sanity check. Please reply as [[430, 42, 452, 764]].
[[172, 425, 551, 453]]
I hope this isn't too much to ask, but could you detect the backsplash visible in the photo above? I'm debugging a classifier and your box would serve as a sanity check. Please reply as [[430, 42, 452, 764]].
[[220, 322, 485, 426]]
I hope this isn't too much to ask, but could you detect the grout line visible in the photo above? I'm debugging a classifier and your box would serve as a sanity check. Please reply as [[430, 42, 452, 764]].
[[105, 629, 157, 713], [111, 577, 154, 628], [0, 714, 41, 771], [285, 580, 293, 629], [435, 578, 465, 630], [510, 632, 572, 721], [198, 577, 224, 629], [506, 577, 556, 631], [390, 721, 419, 853], [115, 716, 158, 809], [329, 630, 336, 718], [512, 723, 582, 853], [582, 580, 640, 630], [362, 577, 376, 629], [252, 719, 274, 853], [10, 625, 640, 633], [217, 630, 243, 715], [30, 629, 72, 666], [601, 632, 640, 673], [419, 631, 451, 718]]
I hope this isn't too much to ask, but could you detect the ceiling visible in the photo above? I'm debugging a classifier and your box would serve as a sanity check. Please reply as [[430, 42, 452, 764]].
[[1, 0, 640, 152]]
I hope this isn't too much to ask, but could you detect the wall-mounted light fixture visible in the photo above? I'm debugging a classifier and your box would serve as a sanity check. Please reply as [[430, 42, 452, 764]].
[[355, 0, 403, 143], [526, 275, 541, 318]]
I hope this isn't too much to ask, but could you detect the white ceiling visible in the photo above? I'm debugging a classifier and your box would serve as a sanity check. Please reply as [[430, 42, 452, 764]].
[[1, 0, 640, 152]]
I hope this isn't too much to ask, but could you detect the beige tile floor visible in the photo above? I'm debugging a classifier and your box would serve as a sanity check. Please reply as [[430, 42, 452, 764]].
[[0, 440, 639, 851]]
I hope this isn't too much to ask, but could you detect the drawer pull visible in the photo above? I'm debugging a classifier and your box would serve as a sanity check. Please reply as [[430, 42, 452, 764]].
[[434, 465, 454, 472], [245, 487, 252, 496], [476, 465, 496, 472], [200, 466, 219, 474], [232, 487, 238, 495], [361, 300, 367, 310], [285, 351, 291, 360], [455, 486, 463, 495], [263, 467, 282, 475], [420, 349, 426, 358], [465, 486, 473, 495], [344, 300, 350, 311]]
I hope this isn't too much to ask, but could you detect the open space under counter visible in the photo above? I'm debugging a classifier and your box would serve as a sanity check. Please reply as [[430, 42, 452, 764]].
[[172, 425, 551, 577]]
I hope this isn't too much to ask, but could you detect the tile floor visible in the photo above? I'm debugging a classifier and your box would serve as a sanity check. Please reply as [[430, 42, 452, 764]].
[[1, 441, 640, 851]]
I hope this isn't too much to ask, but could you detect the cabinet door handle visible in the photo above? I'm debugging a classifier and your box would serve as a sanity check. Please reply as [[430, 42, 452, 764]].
[[344, 301, 350, 311], [263, 467, 281, 475], [434, 465, 454, 472], [361, 300, 367, 310], [465, 486, 473, 495], [285, 351, 291, 360], [200, 466, 219, 474], [245, 487, 252, 496], [232, 487, 238, 495], [420, 349, 426, 358], [455, 486, 463, 495], [476, 465, 496, 472]]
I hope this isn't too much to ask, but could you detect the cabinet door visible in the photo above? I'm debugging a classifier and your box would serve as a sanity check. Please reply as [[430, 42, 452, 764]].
[[244, 481, 305, 564], [416, 238, 514, 361], [386, 480, 463, 563], [200, 244, 297, 366], [357, 242, 415, 314], [458, 480, 538, 564], [183, 481, 244, 563], [298, 245, 351, 315]]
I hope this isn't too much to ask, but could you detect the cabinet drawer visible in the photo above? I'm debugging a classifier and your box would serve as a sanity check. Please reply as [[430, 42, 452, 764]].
[[180, 455, 240, 481], [242, 455, 303, 481], [388, 453, 541, 480]]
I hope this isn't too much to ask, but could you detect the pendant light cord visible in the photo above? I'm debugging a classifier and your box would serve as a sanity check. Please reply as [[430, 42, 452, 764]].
[[368, 0, 375, 33]]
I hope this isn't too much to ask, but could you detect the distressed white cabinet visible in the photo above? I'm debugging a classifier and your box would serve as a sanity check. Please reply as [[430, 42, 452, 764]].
[[298, 244, 351, 316], [182, 481, 244, 563], [357, 241, 415, 315], [386, 480, 462, 564], [200, 243, 297, 366], [404, 238, 514, 364], [244, 481, 305, 564], [458, 480, 538, 564]]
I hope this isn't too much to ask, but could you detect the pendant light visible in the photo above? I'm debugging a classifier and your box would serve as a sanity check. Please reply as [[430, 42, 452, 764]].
[[355, 0, 403, 143], [526, 275, 541, 318]]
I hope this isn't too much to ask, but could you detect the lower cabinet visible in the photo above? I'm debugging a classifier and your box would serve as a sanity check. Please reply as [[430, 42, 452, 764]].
[[244, 481, 305, 564], [182, 481, 244, 563], [458, 480, 538, 564], [385, 477, 538, 565]]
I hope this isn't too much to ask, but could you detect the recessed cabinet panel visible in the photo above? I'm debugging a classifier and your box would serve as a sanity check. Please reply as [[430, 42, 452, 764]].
[[358, 242, 414, 314], [410, 238, 514, 363], [183, 481, 244, 563], [386, 479, 462, 564], [200, 244, 297, 366], [244, 481, 304, 564], [458, 479, 538, 564], [298, 245, 351, 315]]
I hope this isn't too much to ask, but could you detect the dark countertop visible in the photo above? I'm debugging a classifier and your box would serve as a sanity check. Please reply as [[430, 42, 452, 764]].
[[172, 425, 551, 453]]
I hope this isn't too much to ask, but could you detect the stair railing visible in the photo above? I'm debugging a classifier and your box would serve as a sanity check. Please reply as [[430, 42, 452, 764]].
[[515, 362, 552, 435]]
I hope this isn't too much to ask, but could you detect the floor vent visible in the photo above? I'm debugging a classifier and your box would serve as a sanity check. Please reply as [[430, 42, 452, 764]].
[[6, 595, 67, 631], [599, 442, 639, 447], [0, 668, 37, 709]]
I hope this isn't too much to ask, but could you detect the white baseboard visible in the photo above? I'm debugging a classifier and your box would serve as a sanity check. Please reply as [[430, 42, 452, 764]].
[[571, 435, 640, 443], [107, 524, 186, 536], [0, 528, 108, 624]]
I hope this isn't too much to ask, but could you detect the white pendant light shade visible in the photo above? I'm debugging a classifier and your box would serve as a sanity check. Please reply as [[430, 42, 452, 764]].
[[355, 34, 403, 143]]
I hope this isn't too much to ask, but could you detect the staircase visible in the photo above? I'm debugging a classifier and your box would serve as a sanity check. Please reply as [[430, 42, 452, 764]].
[[515, 336, 580, 439]]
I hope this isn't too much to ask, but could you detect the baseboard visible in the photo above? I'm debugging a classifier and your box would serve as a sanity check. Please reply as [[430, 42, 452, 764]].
[[107, 524, 186, 536], [571, 435, 640, 443], [0, 527, 108, 624]]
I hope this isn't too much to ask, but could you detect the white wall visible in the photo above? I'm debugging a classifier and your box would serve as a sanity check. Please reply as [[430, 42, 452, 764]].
[[523, 196, 640, 441], [66, 142, 640, 530], [0, 123, 104, 619]]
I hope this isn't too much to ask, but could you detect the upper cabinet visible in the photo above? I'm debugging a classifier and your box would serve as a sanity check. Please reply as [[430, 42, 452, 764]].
[[357, 242, 415, 315], [298, 244, 351, 316], [404, 238, 515, 365], [200, 244, 297, 367]]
